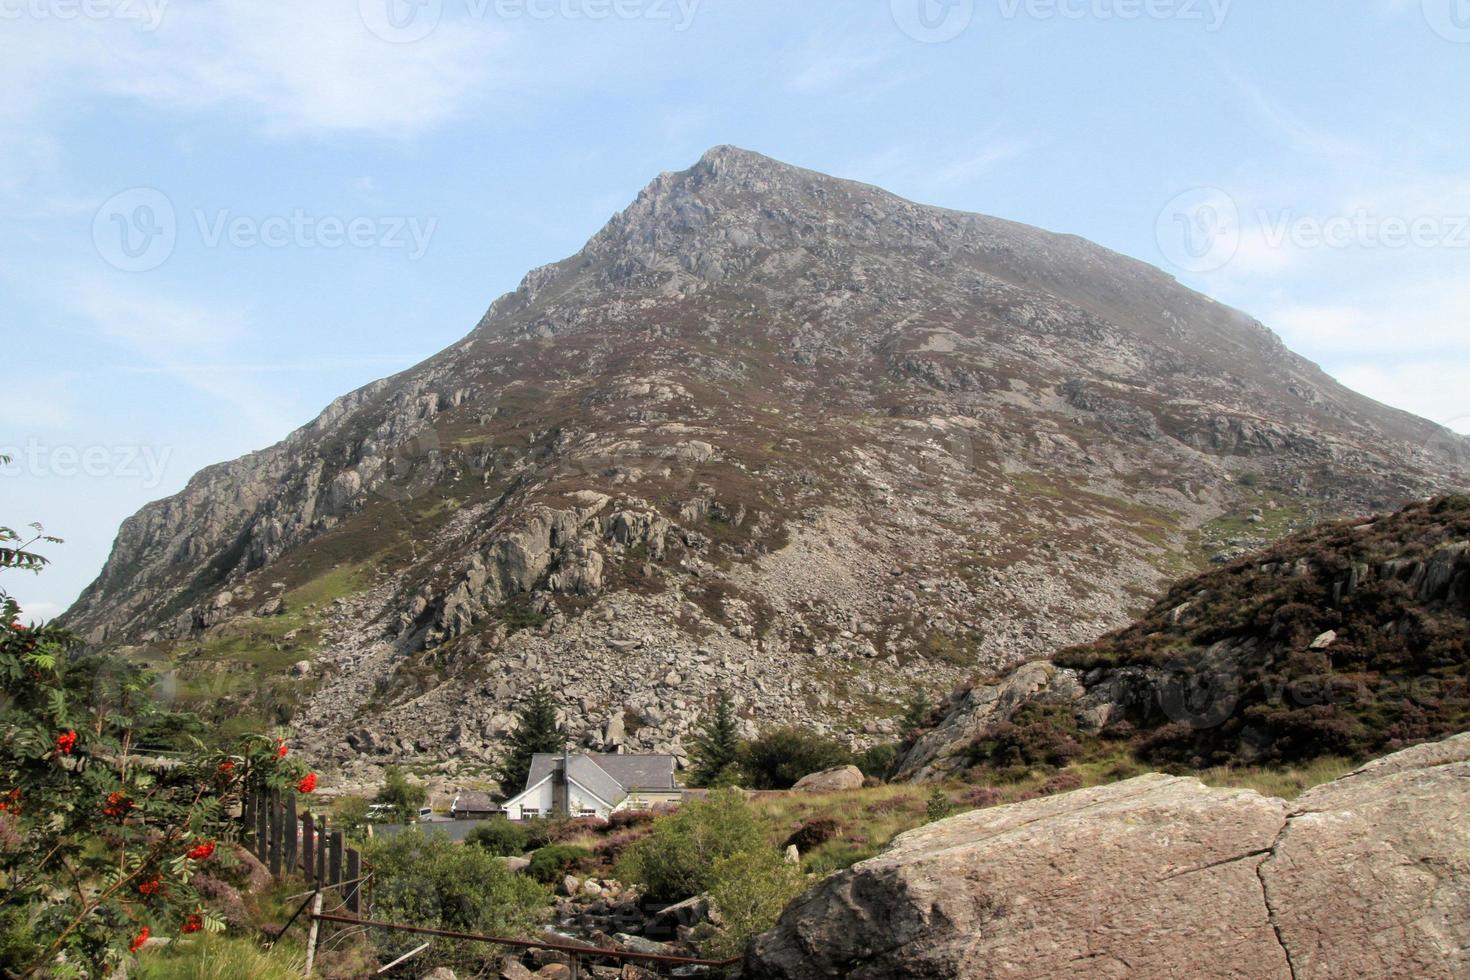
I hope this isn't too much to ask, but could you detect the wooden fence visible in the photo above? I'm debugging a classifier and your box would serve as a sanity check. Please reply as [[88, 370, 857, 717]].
[[241, 786, 368, 915]]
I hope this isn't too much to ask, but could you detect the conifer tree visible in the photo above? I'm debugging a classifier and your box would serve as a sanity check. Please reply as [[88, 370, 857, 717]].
[[689, 687, 743, 787], [497, 685, 566, 793]]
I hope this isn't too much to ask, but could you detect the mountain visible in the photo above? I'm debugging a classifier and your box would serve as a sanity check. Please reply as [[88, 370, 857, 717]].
[[62, 147, 1469, 779], [896, 495, 1470, 781]]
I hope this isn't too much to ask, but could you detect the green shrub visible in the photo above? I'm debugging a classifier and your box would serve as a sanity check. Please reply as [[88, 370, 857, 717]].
[[465, 820, 530, 857], [702, 848, 807, 961], [375, 765, 428, 823], [362, 829, 549, 971], [925, 787, 953, 823], [741, 727, 855, 790], [527, 845, 593, 884], [617, 788, 767, 901], [856, 742, 901, 780]]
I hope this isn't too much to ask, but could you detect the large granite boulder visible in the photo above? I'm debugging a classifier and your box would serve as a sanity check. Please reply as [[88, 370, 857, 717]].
[[745, 733, 1470, 978], [791, 765, 865, 794]]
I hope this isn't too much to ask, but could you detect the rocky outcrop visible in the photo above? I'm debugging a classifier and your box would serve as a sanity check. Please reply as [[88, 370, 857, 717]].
[[790, 765, 865, 793], [745, 733, 1470, 979], [895, 661, 1081, 781], [896, 496, 1470, 779]]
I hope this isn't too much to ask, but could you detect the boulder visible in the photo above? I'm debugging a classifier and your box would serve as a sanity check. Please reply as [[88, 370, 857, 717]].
[[499, 958, 535, 979], [1259, 734, 1470, 979], [790, 765, 864, 794], [746, 733, 1470, 979]]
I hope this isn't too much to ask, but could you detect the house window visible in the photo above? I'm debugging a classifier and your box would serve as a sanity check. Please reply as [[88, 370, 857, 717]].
[[521, 808, 540, 819], [579, 808, 598, 817]]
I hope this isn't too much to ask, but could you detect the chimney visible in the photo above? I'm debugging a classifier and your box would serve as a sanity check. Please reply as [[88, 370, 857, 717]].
[[552, 744, 571, 818]]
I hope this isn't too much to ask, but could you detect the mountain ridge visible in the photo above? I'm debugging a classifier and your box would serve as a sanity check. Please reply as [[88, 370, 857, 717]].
[[62, 146, 1468, 780]]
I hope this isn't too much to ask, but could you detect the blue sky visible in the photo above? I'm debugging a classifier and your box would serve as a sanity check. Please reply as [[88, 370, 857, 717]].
[[4, 0, 1468, 618]]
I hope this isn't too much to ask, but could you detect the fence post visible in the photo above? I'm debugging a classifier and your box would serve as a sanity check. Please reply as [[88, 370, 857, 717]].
[[255, 784, 269, 863], [242, 787, 254, 842], [329, 830, 344, 889], [268, 787, 283, 877], [284, 792, 298, 874], [301, 811, 315, 884], [345, 849, 361, 914], [315, 816, 327, 883], [303, 889, 324, 979]]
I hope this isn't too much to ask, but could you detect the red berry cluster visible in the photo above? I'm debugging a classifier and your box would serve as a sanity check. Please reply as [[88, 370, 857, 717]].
[[185, 839, 216, 861], [103, 791, 133, 819]]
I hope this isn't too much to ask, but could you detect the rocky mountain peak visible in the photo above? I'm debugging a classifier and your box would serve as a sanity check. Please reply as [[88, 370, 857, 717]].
[[63, 150, 1467, 781]]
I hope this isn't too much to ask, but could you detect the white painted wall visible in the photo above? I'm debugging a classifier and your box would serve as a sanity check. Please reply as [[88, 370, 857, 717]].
[[503, 777, 615, 820]]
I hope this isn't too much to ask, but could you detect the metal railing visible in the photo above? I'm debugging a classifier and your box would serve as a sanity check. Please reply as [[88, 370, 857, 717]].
[[307, 911, 741, 978]]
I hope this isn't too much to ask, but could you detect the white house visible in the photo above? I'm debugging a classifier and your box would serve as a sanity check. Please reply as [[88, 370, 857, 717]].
[[500, 752, 682, 820]]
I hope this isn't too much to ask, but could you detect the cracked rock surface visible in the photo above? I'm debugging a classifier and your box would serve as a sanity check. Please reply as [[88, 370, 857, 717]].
[[744, 733, 1470, 979]]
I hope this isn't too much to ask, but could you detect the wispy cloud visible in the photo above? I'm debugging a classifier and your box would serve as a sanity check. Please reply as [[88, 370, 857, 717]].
[[843, 136, 1034, 199], [1215, 64, 1371, 164], [68, 280, 251, 352], [788, 41, 888, 94], [1, 4, 505, 141]]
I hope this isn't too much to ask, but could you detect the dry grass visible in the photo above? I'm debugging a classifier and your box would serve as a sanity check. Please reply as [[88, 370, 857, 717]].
[[743, 749, 1365, 878]]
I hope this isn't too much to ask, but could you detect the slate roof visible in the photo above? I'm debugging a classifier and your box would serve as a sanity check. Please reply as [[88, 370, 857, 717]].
[[525, 753, 678, 805]]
